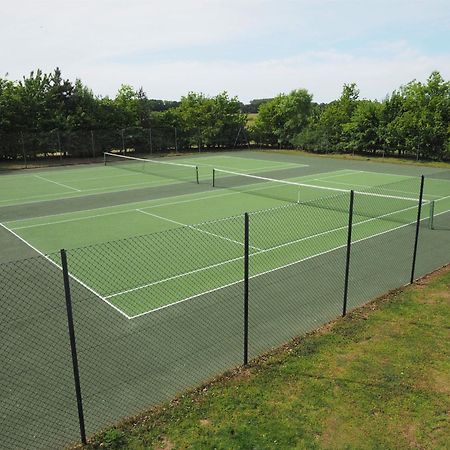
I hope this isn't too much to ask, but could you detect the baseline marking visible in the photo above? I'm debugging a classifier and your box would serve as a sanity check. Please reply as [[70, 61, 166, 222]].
[[34, 175, 82, 192], [128, 211, 434, 320], [136, 209, 262, 251], [115, 199, 432, 318], [0, 222, 131, 319]]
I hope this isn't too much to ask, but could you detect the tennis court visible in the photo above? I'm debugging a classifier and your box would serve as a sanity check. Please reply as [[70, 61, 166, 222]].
[[2, 150, 450, 450], [2, 152, 449, 319]]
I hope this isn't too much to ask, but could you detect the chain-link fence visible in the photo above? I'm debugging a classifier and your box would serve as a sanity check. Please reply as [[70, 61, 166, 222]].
[[1, 173, 449, 449], [0, 126, 250, 168]]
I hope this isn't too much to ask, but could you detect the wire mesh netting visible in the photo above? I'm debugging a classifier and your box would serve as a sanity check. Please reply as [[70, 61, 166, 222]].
[[1, 172, 449, 449], [64, 217, 246, 440], [104, 152, 199, 184], [0, 256, 80, 450]]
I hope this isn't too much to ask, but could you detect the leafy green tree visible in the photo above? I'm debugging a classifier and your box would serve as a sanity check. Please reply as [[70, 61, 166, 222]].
[[252, 89, 312, 147], [344, 100, 382, 154], [381, 72, 449, 160]]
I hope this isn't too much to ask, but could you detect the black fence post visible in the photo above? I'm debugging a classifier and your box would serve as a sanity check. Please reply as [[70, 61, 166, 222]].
[[149, 128, 153, 154], [60, 249, 87, 445], [174, 127, 178, 152], [90, 130, 95, 158], [410, 175, 425, 284], [20, 131, 27, 169], [121, 129, 125, 154], [243, 213, 250, 366], [342, 190, 354, 317]]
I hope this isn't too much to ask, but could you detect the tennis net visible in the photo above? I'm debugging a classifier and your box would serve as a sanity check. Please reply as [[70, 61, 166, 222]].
[[212, 168, 434, 226], [104, 152, 199, 184]]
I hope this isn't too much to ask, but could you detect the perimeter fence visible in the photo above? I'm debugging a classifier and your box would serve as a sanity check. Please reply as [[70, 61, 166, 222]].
[[1, 172, 450, 449], [0, 126, 250, 168]]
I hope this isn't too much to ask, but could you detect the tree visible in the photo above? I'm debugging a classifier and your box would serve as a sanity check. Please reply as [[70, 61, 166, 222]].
[[251, 89, 312, 147]]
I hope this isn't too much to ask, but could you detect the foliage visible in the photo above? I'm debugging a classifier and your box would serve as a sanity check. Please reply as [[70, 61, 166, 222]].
[[0, 68, 448, 160], [251, 89, 312, 146]]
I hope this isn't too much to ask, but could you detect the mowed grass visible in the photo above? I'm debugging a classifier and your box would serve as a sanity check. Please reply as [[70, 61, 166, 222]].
[[270, 148, 450, 169], [77, 266, 450, 450]]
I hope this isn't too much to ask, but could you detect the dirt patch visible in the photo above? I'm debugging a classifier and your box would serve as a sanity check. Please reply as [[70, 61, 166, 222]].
[[199, 419, 212, 427], [160, 436, 175, 450], [402, 423, 418, 448], [416, 368, 450, 395]]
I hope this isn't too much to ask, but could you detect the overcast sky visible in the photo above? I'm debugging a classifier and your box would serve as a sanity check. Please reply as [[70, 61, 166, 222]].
[[1, 0, 449, 103]]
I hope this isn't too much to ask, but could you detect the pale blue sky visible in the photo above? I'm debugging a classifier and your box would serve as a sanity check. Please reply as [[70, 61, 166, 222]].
[[1, 0, 449, 102]]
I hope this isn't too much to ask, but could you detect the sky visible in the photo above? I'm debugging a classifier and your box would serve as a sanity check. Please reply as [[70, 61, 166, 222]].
[[1, 0, 449, 103]]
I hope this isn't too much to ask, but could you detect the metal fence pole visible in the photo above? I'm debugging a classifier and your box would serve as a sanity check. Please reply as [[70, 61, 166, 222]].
[[149, 128, 153, 154], [410, 175, 425, 284], [243, 212, 250, 366], [121, 129, 125, 154], [90, 130, 95, 158], [57, 130, 63, 161], [20, 131, 27, 168], [174, 127, 178, 152], [60, 249, 87, 445], [342, 190, 354, 317]]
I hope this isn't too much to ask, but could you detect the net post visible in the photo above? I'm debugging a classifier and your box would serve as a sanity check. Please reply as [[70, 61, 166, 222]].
[[342, 190, 354, 317], [429, 200, 435, 230], [196, 166, 199, 184], [212, 168, 216, 187], [410, 175, 425, 284], [103, 152, 106, 166], [243, 212, 250, 366], [60, 249, 87, 446]]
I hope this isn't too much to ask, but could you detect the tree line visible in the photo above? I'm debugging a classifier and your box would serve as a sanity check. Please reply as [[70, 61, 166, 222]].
[[0, 68, 448, 160]]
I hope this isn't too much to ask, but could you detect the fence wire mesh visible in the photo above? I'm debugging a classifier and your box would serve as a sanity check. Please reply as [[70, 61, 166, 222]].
[[0, 256, 80, 450], [1, 172, 449, 449]]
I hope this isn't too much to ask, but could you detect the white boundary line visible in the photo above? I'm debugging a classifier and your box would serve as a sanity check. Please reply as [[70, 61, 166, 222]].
[[4, 169, 351, 226], [0, 222, 131, 320], [7, 171, 348, 229], [313, 178, 442, 199], [0, 176, 180, 206], [34, 175, 82, 192], [116, 199, 433, 318], [127, 213, 431, 320], [136, 209, 262, 251]]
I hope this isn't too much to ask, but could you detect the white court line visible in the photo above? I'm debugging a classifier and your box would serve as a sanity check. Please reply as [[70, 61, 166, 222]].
[[0, 176, 179, 206], [306, 170, 358, 182], [0, 222, 131, 319], [136, 209, 262, 251], [128, 210, 436, 320], [197, 162, 306, 172], [0, 161, 307, 207], [10, 209, 134, 230], [6, 168, 425, 230], [344, 169, 408, 176], [9, 172, 332, 229], [34, 175, 81, 192], [313, 178, 443, 200], [111, 199, 424, 309]]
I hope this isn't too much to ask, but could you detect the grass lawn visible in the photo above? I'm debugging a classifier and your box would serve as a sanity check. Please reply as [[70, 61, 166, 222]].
[[76, 265, 450, 450], [269, 149, 450, 169]]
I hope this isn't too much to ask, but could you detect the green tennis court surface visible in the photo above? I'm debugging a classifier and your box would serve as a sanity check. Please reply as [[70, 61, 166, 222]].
[[2, 152, 449, 319]]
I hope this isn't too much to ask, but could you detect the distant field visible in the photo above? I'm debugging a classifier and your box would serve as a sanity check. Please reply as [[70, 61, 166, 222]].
[[246, 112, 258, 126]]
